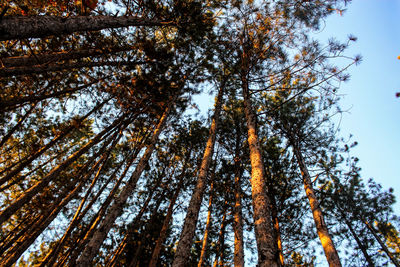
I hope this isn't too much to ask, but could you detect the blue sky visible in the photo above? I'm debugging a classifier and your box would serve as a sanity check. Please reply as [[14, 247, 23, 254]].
[[318, 0, 400, 213]]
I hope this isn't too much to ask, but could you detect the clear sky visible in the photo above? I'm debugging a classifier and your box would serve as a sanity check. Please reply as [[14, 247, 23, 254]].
[[317, 0, 400, 214]]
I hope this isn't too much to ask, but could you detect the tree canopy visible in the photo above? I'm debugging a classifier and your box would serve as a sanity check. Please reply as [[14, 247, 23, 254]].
[[0, 0, 399, 266]]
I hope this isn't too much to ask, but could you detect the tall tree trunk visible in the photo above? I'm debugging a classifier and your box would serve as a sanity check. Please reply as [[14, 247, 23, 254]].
[[364, 220, 400, 267], [197, 181, 214, 267], [269, 190, 284, 266], [341, 216, 374, 267], [290, 136, 342, 267], [0, 115, 123, 225], [0, 60, 148, 77], [172, 83, 225, 266], [241, 46, 279, 266], [0, 15, 176, 41], [1, 47, 132, 68], [213, 202, 228, 267], [0, 98, 110, 186], [233, 131, 245, 267], [1, 132, 120, 266], [40, 138, 126, 266], [75, 103, 172, 266], [0, 102, 37, 147], [0, 79, 105, 111]]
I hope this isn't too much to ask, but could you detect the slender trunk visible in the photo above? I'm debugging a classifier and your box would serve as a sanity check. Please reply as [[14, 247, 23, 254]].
[[57, 153, 137, 267], [172, 82, 225, 266], [76, 103, 172, 266], [108, 166, 176, 267], [197, 181, 214, 267], [290, 136, 341, 267], [0, 79, 104, 111], [1, 178, 86, 267], [269, 190, 284, 266], [0, 102, 37, 147], [233, 122, 245, 267], [129, 189, 168, 267], [40, 138, 125, 266], [241, 46, 279, 266], [148, 152, 192, 267], [213, 202, 228, 267], [0, 60, 148, 77], [0, 115, 123, 225], [0, 15, 176, 41], [342, 216, 374, 267], [364, 220, 400, 267], [1, 47, 131, 68], [1, 132, 120, 266], [0, 98, 110, 186]]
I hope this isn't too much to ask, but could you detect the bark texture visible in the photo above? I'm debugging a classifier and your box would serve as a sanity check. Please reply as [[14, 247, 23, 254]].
[[291, 137, 342, 267], [172, 84, 224, 266], [75, 104, 171, 266], [197, 181, 214, 267], [0, 60, 147, 77], [0, 16, 175, 41], [241, 47, 279, 266]]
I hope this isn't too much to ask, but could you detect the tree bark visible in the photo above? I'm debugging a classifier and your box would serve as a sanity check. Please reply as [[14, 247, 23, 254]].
[[0, 47, 131, 68], [0, 60, 148, 77], [197, 181, 214, 267], [233, 120, 245, 267], [75, 103, 172, 266], [241, 46, 279, 266], [364, 220, 400, 267], [172, 83, 225, 266], [290, 136, 342, 267], [0, 15, 175, 41]]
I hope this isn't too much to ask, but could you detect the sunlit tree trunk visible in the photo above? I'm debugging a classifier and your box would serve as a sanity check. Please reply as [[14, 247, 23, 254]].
[[76, 103, 172, 266], [0, 15, 175, 41], [40, 140, 128, 266], [197, 181, 214, 267], [241, 46, 279, 266], [172, 83, 225, 266], [290, 134, 342, 267]]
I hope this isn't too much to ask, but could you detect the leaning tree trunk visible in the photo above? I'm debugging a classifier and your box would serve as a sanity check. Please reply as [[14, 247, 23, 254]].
[[0, 60, 148, 77], [241, 46, 279, 266], [0, 15, 175, 41], [340, 214, 374, 267], [364, 220, 400, 267], [0, 115, 123, 225], [172, 83, 225, 266], [148, 168, 188, 267], [290, 134, 342, 267], [0, 98, 110, 187], [1, 46, 132, 68], [197, 181, 214, 267], [75, 102, 172, 266]]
